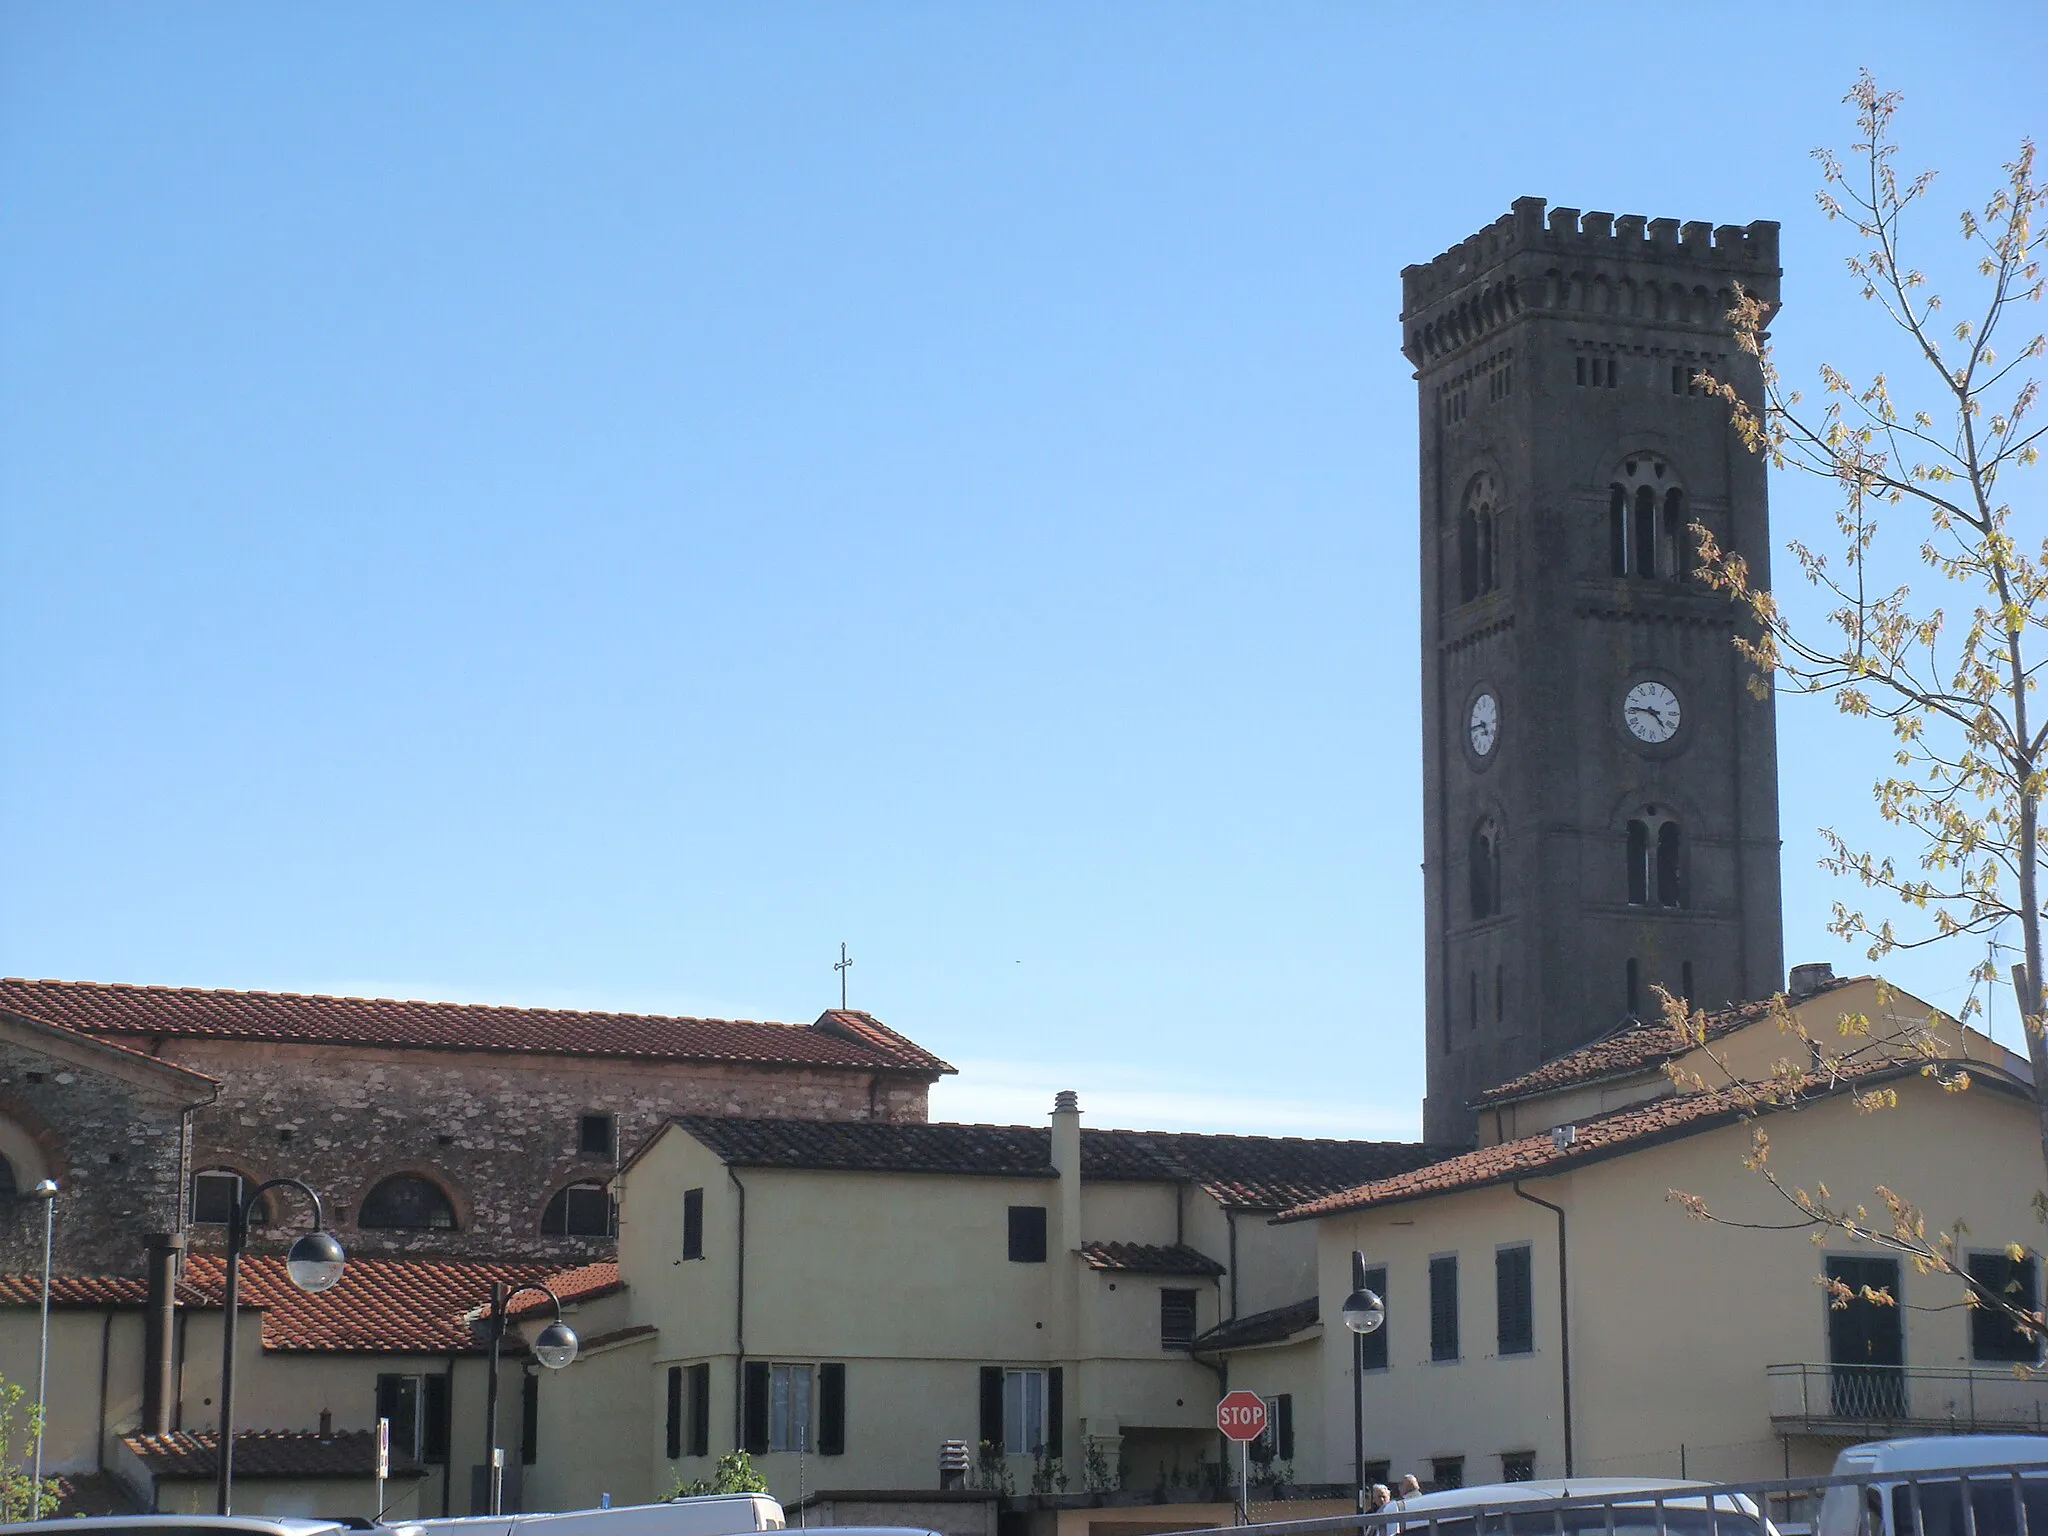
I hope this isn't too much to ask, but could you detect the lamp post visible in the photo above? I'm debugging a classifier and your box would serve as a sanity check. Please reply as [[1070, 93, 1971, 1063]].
[[1340, 1251, 1385, 1522], [217, 1180, 346, 1515], [29, 1179, 58, 1522], [481, 1283, 579, 1516]]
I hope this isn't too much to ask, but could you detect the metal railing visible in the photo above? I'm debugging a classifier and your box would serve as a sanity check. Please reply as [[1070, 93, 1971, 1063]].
[[1768, 1363, 2048, 1434], [1151, 1459, 2048, 1536]]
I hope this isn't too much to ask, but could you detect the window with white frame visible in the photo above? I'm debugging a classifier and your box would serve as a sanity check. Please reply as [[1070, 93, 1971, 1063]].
[[768, 1363, 812, 1453], [1002, 1369, 1046, 1455]]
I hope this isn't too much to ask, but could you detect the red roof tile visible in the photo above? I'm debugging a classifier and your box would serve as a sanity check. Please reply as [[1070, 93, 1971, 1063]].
[[1190, 1296, 1319, 1352], [178, 1253, 564, 1353], [121, 1430, 424, 1480], [1079, 1241, 1224, 1276], [0, 1274, 150, 1307], [0, 978, 952, 1075], [1472, 976, 1863, 1106], [1284, 1061, 1984, 1221], [504, 1259, 622, 1321]]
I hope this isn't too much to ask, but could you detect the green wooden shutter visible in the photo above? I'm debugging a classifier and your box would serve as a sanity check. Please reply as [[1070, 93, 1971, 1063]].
[[422, 1373, 450, 1464], [1045, 1367, 1063, 1459], [688, 1364, 711, 1457], [1276, 1394, 1294, 1461], [818, 1363, 846, 1456], [743, 1362, 771, 1454], [666, 1367, 684, 1460], [520, 1372, 539, 1466], [978, 1367, 1004, 1452]]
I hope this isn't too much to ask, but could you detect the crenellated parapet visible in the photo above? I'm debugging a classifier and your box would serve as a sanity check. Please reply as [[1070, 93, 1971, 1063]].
[[1400, 195, 1781, 368]]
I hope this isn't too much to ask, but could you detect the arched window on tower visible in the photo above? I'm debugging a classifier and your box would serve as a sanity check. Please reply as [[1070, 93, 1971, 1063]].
[[360, 1174, 458, 1231], [1607, 457, 1685, 580], [1625, 807, 1684, 908], [1459, 473, 1500, 603], [1470, 817, 1502, 920], [541, 1180, 615, 1238]]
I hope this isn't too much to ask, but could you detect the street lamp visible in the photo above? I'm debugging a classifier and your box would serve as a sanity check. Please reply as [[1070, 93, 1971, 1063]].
[[481, 1283, 579, 1515], [217, 1180, 346, 1515], [30, 1180, 57, 1522], [1340, 1251, 1385, 1521]]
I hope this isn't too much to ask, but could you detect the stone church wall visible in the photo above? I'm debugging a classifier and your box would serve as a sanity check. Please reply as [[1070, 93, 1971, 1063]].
[[166, 1039, 929, 1261]]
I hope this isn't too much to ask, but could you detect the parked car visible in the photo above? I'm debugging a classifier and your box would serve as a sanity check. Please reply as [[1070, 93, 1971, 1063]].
[[1814, 1436, 2048, 1536], [391, 1493, 785, 1536], [1384, 1478, 1778, 1536], [0, 1518, 354, 1536]]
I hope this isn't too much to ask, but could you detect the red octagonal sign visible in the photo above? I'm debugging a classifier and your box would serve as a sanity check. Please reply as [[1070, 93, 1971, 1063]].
[[1215, 1390, 1267, 1442]]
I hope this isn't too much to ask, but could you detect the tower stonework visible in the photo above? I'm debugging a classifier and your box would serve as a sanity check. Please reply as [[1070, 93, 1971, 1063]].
[[1404, 198, 1787, 1144]]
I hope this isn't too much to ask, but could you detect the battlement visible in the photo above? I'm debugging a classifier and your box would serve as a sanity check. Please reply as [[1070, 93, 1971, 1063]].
[[1400, 196, 1781, 367]]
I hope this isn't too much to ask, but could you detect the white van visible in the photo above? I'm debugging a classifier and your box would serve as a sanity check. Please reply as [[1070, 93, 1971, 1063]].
[[393, 1493, 786, 1536], [1386, 1478, 1778, 1536], [1815, 1436, 2048, 1536]]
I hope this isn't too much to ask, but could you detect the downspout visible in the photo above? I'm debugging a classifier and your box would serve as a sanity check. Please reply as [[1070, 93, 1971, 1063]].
[[1226, 1210, 1239, 1319], [442, 1354, 458, 1517], [1512, 1183, 1573, 1475], [728, 1167, 747, 1449], [97, 1310, 113, 1471]]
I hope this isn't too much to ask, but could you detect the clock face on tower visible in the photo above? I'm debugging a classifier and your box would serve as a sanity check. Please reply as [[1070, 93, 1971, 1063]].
[[1623, 680, 1682, 743], [1469, 691, 1499, 756]]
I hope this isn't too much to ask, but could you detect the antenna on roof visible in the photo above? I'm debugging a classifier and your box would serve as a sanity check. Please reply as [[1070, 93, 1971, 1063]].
[[834, 942, 854, 1011]]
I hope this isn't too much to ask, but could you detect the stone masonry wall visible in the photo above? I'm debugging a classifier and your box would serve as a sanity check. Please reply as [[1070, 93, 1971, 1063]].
[[0, 1039, 191, 1275], [163, 1040, 931, 1261]]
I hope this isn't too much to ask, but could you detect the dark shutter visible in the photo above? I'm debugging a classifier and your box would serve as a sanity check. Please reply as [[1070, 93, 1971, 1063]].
[[520, 1371, 539, 1466], [818, 1363, 846, 1456], [1496, 1246, 1534, 1355], [683, 1188, 705, 1260], [1008, 1206, 1048, 1263], [1273, 1394, 1294, 1460], [423, 1372, 450, 1464], [1045, 1367, 1062, 1459], [1159, 1289, 1197, 1348], [1969, 1252, 2040, 1362], [978, 1366, 1004, 1451], [743, 1361, 771, 1454], [1430, 1254, 1460, 1362], [666, 1366, 684, 1460], [1360, 1266, 1388, 1371], [688, 1364, 711, 1457]]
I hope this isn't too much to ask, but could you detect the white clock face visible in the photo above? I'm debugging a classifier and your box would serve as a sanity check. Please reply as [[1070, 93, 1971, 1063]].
[[1468, 692, 1499, 756], [1624, 680, 1681, 743]]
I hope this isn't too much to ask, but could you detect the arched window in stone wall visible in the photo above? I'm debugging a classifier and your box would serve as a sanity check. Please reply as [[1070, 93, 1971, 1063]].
[[360, 1174, 459, 1231], [1607, 456, 1686, 580], [0, 1158, 15, 1201], [541, 1180, 615, 1238], [1469, 817, 1502, 920], [1625, 807, 1685, 908], [1459, 473, 1501, 603]]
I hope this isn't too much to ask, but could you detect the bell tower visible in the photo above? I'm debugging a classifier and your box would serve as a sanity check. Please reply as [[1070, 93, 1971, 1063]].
[[1404, 198, 1787, 1144]]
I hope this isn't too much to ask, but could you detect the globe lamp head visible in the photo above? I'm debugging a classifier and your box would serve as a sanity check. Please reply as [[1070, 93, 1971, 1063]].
[[533, 1321, 579, 1370], [1340, 1287, 1385, 1335], [284, 1230, 347, 1293]]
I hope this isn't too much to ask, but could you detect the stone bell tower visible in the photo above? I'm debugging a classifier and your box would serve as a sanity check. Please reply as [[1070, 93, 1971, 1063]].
[[1402, 198, 1787, 1143]]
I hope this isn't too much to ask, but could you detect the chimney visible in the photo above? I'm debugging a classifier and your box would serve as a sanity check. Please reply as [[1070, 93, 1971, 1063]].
[[142, 1231, 185, 1435], [318, 1408, 333, 1441], [1550, 1125, 1577, 1151], [939, 1439, 970, 1491], [1787, 962, 1836, 999], [1051, 1091, 1082, 1258]]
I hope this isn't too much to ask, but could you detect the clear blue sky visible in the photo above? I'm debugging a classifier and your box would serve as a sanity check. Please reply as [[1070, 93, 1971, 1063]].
[[3, 4, 2041, 1138]]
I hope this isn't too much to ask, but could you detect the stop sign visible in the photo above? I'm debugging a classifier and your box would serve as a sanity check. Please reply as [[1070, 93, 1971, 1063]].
[[1215, 1390, 1267, 1442]]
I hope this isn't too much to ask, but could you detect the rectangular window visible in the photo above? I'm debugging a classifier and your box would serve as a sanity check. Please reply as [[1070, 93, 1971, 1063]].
[[666, 1367, 683, 1460], [1008, 1205, 1048, 1264], [579, 1113, 615, 1158], [1362, 1460, 1392, 1488], [1360, 1265, 1388, 1371], [1502, 1453, 1534, 1483], [193, 1170, 242, 1226], [1430, 1255, 1460, 1363], [376, 1374, 422, 1462], [1496, 1245, 1534, 1355], [1969, 1251, 2041, 1362], [1001, 1368, 1047, 1455], [688, 1363, 711, 1458], [520, 1371, 539, 1465], [1258, 1395, 1294, 1462], [682, 1188, 704, 1260], [1431, 1456, 1465, 1491], [768, 1363, 812, 1453], [1160, 1289, 1198, 1349]]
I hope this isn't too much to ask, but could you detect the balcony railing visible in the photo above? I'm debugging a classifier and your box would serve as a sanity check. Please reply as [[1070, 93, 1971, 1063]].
[[1768, 1361, 2048, 1434]]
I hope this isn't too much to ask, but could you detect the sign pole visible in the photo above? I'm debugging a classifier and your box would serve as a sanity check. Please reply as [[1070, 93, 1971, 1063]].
[[1238, 1438, 1248, 1526]]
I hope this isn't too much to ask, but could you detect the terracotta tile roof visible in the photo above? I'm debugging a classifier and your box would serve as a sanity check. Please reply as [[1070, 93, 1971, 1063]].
[[1079, 1241, 1225, 1276], [0, 978, 952, 1075], [1283, 1062, 1975, 1222], [1190, 1296, 1319, 1352], [0, 1274, 150, 1307], [178, 1253, 563, 1353], [666, 1117, 1447, 1208], [120, 1430, 424, 1480], [1472, 975, 1864, 1106], [504, 1260, 622, 1321]]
